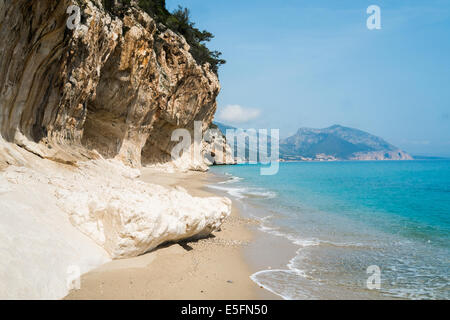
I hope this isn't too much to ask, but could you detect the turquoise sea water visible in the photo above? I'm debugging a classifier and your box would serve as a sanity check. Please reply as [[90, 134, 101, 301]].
[[209, 161, 450, 300]]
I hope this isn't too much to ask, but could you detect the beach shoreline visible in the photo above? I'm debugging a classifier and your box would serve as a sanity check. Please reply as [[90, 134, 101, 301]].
[[65, 168, 282, 300]]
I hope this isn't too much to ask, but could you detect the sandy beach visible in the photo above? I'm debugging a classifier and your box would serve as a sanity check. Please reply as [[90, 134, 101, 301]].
[[65, 168, 280, 300]]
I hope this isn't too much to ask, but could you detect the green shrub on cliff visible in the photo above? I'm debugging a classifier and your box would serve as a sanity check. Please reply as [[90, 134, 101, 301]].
[[102, 0, 225, 74], [164, 5, 226, 74], [102, 0, 131, 12], [136, 0, 171, 22]]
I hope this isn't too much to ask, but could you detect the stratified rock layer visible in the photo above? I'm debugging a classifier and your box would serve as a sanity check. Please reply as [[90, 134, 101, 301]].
[[0, 0, 219, 169], [0, 1, 231, 299]]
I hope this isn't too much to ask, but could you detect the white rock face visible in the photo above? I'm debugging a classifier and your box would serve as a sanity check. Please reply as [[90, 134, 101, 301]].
[[0, 159, 231, 299], [54, 160, 231, 258], [0, 165, 111, 299], [203, 127, 236, 165]]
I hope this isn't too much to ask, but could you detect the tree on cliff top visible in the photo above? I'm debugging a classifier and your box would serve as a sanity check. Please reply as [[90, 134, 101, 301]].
[[102, 0, 225, 74]]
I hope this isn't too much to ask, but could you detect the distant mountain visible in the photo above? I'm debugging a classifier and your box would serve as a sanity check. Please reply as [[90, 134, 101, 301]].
[[214, 122, 236, 136], [280, 125, 413, 161], [211, 123, 412, 162]]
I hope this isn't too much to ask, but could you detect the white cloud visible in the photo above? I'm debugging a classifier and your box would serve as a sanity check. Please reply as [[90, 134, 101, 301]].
[[216, 105, 261, 123]]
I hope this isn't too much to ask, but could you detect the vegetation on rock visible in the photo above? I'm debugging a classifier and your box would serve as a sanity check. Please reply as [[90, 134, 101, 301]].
[[102, 0, 225, 73]]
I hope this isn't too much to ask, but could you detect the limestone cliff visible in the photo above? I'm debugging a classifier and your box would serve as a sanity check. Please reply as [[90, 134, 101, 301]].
[[0, 0, 219, 169], [0, 0, 231, 299], [203, 123, 236, 165]]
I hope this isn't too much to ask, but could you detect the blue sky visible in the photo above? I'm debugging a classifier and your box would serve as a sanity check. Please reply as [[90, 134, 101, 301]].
[[166, 0, 450, 156]]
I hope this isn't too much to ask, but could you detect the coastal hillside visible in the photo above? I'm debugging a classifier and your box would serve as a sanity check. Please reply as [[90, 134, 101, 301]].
[[280, 125, 413, 161], [0, 0, 231, 299], [213, 122, 411, 161]]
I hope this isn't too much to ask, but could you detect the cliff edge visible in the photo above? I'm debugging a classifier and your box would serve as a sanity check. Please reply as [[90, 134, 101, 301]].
[[0, 0, 231, 299], [0, 0, 219, 170]]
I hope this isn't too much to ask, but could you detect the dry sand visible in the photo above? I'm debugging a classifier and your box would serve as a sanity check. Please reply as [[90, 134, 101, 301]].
[[65, 168, 279, 300]]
